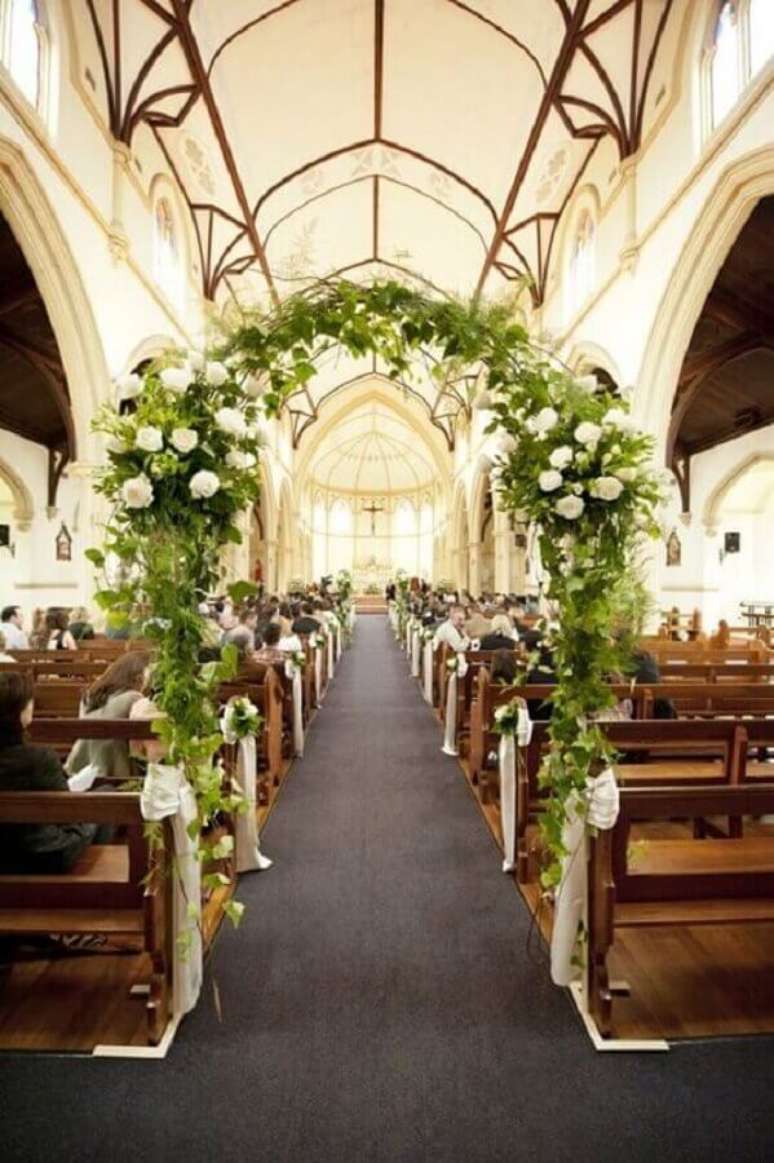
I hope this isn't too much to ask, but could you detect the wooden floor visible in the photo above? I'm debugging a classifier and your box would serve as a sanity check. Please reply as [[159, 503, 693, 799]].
[[454, 731, 774, 1043], [0, 753, 295, 1054]]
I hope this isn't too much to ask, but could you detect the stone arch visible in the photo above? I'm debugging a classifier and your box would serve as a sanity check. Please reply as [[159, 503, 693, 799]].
[[449, 481, 469, 592], [276, 477, 295, 591], [0, 455, 35, 527], [566, 341, 624, 388], [637, 145, 774, 462], [0, 137, 109, 462], [702, 452, 774, 534]]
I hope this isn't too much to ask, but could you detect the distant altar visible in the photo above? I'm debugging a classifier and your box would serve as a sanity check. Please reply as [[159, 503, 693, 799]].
[[353, 556, 393, 593]]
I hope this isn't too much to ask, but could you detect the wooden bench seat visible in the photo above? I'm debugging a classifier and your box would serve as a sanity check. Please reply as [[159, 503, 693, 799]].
[[0, 789, 173, 1045], [588, 782, 774, 1037]]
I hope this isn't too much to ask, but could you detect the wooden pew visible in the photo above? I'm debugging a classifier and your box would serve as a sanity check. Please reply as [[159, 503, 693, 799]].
[[640, 681, 774, 718], [587, 783, 774, 1038], [32, 681, 86, 718], [0, 789, 173, 1045], [657, 662, 774, 683], [220, 670, 284, 793]]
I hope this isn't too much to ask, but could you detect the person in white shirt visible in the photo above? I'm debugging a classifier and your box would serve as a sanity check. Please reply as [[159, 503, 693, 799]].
[[433, 604, 471, 653], [0, 630, 15, 662], [0, 606, 28, 650]]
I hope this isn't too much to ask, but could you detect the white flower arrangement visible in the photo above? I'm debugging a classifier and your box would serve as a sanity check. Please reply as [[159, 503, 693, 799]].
[[533, 406, 559, 434], [549, 445, 573, 470], [220, 696, 261, 744], [574, 421, 602, 447], [206, 361, 229, 387]]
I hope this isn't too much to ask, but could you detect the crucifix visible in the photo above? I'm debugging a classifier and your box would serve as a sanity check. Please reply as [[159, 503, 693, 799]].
[[363, 499, 385, 535]]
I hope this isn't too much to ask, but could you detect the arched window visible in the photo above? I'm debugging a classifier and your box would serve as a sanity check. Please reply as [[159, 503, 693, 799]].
[[709, 2, 740, 128], [749, 0, 774, 75], [153, 197, 182, 305], [3, 0, 44, 107], [567, 210, 595, 316]]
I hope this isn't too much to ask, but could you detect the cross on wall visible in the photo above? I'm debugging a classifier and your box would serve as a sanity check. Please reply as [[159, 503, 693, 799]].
[[362, 500, 385, 535]]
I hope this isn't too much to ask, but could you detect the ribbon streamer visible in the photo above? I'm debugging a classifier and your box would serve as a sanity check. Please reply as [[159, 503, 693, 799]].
[[498, 734, 517, 872], [411, 626, 421, 678], [140, 763, 202, 1017], [441, 656, 467, 756], [327, 626, 335, 679], [284, 661, 305, 757], [233, 736, 273, 874], [422, 639, 434, 704], [314, 644, 323, 705], [550, 768, 620, 987]]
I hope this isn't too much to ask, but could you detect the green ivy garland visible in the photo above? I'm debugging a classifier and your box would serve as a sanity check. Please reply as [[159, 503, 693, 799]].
[[89, 277, 662, 930]]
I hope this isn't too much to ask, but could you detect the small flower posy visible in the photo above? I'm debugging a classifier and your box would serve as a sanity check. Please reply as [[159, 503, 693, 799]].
[[220, 696, 262, 744]]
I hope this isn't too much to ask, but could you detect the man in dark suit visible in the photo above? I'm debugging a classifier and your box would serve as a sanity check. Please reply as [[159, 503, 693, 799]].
[[292, 601, 322, 635]]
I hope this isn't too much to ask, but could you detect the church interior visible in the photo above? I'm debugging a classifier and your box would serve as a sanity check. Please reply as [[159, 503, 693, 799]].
[[1, 2, 774, 1159]]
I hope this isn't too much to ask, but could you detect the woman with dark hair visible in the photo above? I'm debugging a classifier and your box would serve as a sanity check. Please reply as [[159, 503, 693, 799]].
[[0, 672, 99, 872], [46, 608, 77, 652], [65, 650, 151, 782]]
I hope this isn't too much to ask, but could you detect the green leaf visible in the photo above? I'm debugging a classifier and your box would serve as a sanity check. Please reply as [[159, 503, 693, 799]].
[[93, 589, 119, 611], [223, 525, 243, 545], [224, 899, 245, 928], [85, 548, 105, 568], [227, 580, 257, 604]]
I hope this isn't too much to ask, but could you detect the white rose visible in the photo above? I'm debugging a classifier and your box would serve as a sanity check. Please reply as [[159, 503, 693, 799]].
[[225, 449, 255, 470], [214, 407, 246, 437], [171, 428, 198, 454], [135, 426, 164, 452], [555, 494, 585, 520], [160, 366, 192, 395], [106, 434, 128, 454], [121, 474, 154, 510], [590, 476, 624, 501], [549, 445, 573, 470], [614, 467, 637, 483], [574, 421, 602, 447], [576, 374, 598, 393], [494, 432, 518, 456], [115, 372, 142, 401], [602, 407, 637, 434], [533, 406, 559, 433], [189, 470, 221, 499], [206, 360, 229, 387], [474, 390, 494, 410], [243, 374, 267, 398], [188, 350, 206, 372], [539, 469, 563, 493]]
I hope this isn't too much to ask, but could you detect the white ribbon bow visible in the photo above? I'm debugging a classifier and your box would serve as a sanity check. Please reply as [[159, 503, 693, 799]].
[[140, 763, 202, 1017], [441, 655, 467, 756]]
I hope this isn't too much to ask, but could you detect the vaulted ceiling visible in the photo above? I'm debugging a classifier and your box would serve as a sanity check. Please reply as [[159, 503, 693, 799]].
[[80, 0, 675, 307]]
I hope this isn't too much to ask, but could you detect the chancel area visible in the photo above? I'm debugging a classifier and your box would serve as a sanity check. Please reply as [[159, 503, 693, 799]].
[[1, 2, 774, 1160]]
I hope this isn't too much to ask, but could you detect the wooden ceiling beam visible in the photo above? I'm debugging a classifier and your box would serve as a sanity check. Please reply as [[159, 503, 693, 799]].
[[0, 273, 40, 318], [704, 286, 774, 346], [169, 0, 279, 305], [474, 0, 592, 299]]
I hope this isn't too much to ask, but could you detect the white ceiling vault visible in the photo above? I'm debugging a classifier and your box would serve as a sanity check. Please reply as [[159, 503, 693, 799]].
[[81, 0, 676, 308], [305, 399, 437, 494]]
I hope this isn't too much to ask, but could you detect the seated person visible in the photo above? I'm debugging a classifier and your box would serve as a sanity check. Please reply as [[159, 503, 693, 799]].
[[66, 650, 151, 783], [68, 606, 95, 642], [292, 602, 322, 635], [46, 608, 77, 652], [223, 607, 258, 652], [253, 623, 286, 666], [0, 672, 109, 873], [465, 605, 492, 640], [433, 604, 471, 652], [491, 649, 519, 685], [631, 646, 676, 719], [0, 630, 14, 663], [479, 613, 519, 652]]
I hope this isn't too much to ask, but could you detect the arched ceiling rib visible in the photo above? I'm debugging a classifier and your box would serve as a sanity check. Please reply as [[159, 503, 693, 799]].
[[81, 0, 676, 305]]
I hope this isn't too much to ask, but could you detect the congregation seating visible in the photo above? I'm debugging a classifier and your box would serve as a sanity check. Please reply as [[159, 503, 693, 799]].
[[588, 783, 774, 1038], [0, 783, 173, 1046]]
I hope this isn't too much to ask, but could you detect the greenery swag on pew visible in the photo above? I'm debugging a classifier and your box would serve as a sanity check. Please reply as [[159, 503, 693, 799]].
[[225, 278, 663, 888]]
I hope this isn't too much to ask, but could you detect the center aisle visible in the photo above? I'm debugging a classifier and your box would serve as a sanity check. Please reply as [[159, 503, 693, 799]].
[[3, 615, 774, 1161]]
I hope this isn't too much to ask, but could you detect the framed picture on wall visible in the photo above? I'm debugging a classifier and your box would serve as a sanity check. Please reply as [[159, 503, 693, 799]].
[[724, 531, 740, 553], [56, 523, 72, 562], [666, 528, 681, 567]]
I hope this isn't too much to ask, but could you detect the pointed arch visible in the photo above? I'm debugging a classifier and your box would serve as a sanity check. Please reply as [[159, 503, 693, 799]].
[[0, 136, 109, 461], [0, 454, 35, 526], [702, 451, 774, 532], [637, 145, 774, 463]]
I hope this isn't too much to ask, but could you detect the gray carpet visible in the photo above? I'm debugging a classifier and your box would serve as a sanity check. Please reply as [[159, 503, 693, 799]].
[[2, 614, 774, 1162]]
